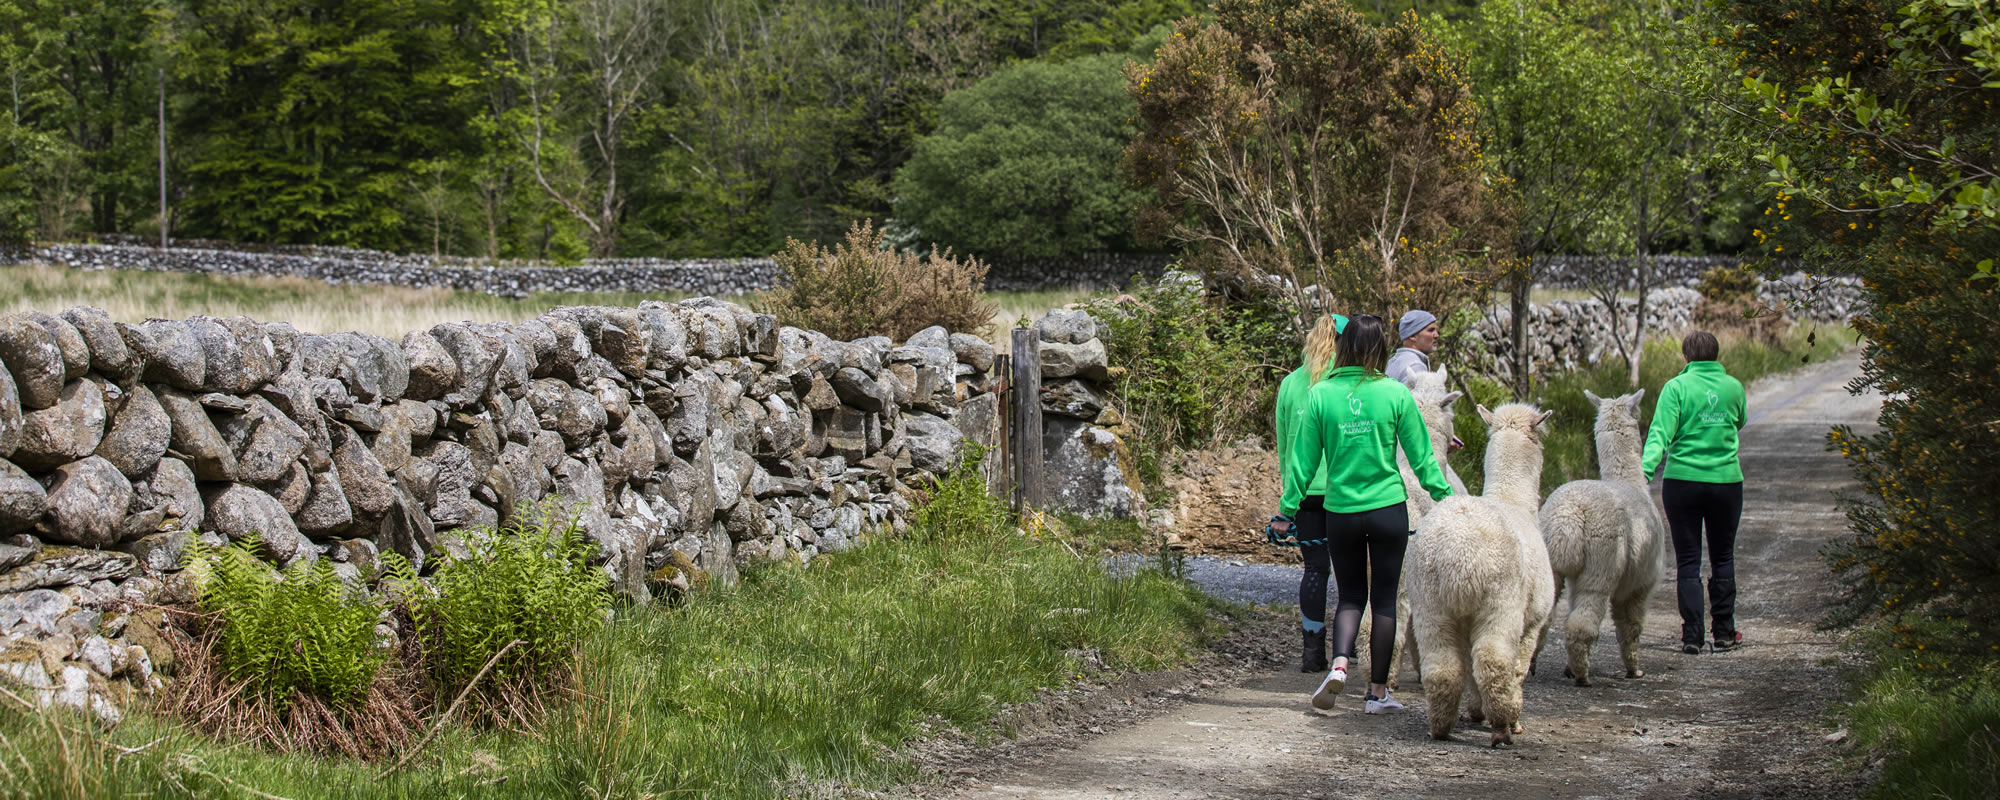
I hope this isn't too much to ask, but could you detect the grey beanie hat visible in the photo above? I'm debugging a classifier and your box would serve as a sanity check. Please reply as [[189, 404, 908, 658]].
[[1398, 309, 1438, 341]]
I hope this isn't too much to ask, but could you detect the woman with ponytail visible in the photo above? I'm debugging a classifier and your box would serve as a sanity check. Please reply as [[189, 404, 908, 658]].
[[1273, 313, 1347, 672]]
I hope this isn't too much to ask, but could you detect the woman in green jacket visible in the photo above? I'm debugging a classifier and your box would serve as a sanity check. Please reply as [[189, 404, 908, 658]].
[[1641, 330, 1748, 654], [1274, 312, 1345, 673], [1275, 314, 1455, 714]]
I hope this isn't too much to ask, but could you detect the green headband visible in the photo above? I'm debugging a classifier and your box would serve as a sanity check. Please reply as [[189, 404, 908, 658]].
[[1329, 313, 1349, 335]]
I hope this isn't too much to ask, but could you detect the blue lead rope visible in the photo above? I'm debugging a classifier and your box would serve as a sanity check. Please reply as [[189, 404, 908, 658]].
[[1265, 515, 1327, 548]]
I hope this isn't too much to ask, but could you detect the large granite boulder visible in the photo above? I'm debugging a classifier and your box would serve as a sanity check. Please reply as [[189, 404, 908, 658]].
[[13, 378, 108, 470], [42, 456, 133, 548], [1040, 417, 1143, 519]]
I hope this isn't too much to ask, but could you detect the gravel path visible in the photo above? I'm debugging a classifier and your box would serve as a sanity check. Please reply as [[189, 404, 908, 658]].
[[929, 350, 1880, 799]]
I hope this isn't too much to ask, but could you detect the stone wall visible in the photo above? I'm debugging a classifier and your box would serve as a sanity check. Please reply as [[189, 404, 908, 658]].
[[1, 239, 1174, 297], [1458, 273, 1865, 386], [1530, 254, 1816, 290], [0, 300, 1008, 723]]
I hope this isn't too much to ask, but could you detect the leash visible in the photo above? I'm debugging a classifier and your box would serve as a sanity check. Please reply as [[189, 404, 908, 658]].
[[1264, 515, 1327, 548]]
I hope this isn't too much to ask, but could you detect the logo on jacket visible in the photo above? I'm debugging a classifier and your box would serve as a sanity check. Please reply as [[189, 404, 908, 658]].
[[1347, 394, 1364, 416]]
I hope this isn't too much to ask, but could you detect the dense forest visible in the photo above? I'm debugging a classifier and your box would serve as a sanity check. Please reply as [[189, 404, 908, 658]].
[[0, 0, 1772, 262]]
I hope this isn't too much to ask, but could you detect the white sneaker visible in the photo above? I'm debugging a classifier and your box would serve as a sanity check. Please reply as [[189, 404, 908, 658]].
[[1364, 691, 1405, 714], [1311, 665, 1347, 710]]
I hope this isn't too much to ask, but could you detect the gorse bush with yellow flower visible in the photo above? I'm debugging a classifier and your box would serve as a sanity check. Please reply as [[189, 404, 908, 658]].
[[1706, 0, 2000, 661]]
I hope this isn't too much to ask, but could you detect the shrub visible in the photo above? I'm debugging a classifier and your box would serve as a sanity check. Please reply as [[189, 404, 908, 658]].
[[762, 220, 997, 341], [911, 445, 1009, 542], [893, 55, 1146, 259], [1081, 271, 1292, 488], [187, 537, 386, 708], [408, 501, 610, 718]]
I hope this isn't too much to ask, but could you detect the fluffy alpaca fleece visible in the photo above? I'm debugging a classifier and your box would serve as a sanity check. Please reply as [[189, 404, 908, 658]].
[[1378, 368, 1469, 688], [1532, 389, 1666, 686], [1407, 403, 1556, 746]]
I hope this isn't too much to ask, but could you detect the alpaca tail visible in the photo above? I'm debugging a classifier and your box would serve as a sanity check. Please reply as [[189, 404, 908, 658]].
[[1540, 500, 1588, 579]]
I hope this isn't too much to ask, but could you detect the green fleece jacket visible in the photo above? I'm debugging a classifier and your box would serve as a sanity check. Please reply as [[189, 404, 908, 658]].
[[1641, 361, 1747, 483], [1281, 366, 1454, 516], [1275, 363, 1333, 501]]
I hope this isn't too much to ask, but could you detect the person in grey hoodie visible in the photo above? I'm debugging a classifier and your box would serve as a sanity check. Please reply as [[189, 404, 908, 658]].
[[1386, 309, 1439, 385]]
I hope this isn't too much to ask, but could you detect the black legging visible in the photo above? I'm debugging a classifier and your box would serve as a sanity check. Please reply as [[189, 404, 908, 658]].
[[1296, 496, 1330, 633], [1327, 503, 1410, 686], [1662, 479, 1743, 645]]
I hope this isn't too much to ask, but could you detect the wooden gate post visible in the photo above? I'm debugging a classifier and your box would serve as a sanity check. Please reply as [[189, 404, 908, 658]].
[[992, 352, 1011, 501], [1009, 328, 1045, 512]]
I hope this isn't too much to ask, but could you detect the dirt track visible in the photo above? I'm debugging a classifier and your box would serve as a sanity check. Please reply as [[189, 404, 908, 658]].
[[914, 351, 1880, 799]]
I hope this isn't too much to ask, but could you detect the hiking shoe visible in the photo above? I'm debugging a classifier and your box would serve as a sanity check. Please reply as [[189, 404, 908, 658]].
[[1364, 692, 1405, 714], [1301, 629, 1328, 673], [1681, 642, 1703, 655], [1713, 632, 1743, 652], [1311, 665, 1347, 710]]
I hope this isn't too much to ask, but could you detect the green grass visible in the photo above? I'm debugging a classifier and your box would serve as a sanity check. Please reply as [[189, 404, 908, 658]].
[[1841, 622, 2000, 799], [1, 263, 1078, 344], [0, 500, 1218, 799], [1449, 322, 1861, 495]]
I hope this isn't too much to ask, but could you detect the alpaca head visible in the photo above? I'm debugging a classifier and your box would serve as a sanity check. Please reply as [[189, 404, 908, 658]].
[[1585, 388, 1646, 482], [1404, 367, 1464, 457], [1476, 402, 1553, 506]]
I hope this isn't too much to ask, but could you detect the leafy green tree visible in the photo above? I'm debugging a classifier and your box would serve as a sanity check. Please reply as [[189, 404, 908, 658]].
[[1438, 0, 1630, 393], [894, 54, 1147, 259], [1125, 0, 1508, 333], [166, 0, 493, 248], [0, 0, 159, 237], [1706, 0, 2000, 655]]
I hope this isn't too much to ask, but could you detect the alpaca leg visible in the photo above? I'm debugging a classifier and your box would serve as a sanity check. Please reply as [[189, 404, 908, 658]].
[[1420, 628, 1463, 740], [1563, 589, 1609, 687], [1613, 588, 1650, 679], [1460, 644, 1483, 723], [1474, 636, 1523, 747], [1534, 576, 1565, 676], [1388, 582, 1410, 690]]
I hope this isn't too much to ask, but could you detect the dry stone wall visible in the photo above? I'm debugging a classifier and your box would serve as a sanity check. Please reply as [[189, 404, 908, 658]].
[[0, 300, 1006, 723], [1457, 274, 1864, 386]]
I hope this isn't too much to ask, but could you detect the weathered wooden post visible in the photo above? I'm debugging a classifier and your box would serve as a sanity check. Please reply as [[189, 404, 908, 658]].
[[1009, 328, 1044, 511], [992, 351, 1012, 501]]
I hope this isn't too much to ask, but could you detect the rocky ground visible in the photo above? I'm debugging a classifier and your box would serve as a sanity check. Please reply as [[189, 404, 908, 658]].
[[882, 350, 1880, 799]]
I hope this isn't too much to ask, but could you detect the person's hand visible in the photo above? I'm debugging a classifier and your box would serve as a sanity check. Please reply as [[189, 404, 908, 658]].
[[1265, 514, 1296, 546], [1447, 436, 1464, 453]]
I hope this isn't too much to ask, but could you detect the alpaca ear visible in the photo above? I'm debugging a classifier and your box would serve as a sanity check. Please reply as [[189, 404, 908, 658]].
[[1534, 409, 1555, 428], [1477, 404, 1494, 425], [1435, 366, 1449, 384], [1584, 389, 1603, 408], [1441, 390, 1464, 407], [1628, 389, 1646, 410]]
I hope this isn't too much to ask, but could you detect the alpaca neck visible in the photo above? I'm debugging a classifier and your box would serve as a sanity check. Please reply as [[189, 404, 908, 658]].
[[1482, 433, 1544, 512], [1598, 426, 1645, 486]]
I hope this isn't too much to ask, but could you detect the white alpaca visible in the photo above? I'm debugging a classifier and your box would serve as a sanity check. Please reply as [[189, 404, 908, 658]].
[[1532, 389, 1666, 686], [1407, 403, 1556, 746], [1377, 368, 1467, 688]]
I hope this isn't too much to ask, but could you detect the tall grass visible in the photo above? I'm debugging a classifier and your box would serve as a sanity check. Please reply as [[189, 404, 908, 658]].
[[1450, 322, 1859, 495], [0, 463, 1217, 800], [3, 263, 1079, 345], [1843, 621, 2000, 799]]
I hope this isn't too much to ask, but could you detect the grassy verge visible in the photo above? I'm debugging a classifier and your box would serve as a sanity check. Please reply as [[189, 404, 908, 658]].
[[1450, 322, 1860, 495], [0, 474, 1218, 799], [1, 263, 1082, 342], [1840, 622, 2000, 799]]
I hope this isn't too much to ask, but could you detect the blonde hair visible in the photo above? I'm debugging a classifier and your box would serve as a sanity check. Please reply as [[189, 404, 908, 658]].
[[1304, 315, 1341, 385]]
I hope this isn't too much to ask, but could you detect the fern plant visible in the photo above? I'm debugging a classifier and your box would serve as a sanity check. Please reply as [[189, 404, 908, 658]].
[[187, 536, 386, 708], [410, 501, 611, 704]]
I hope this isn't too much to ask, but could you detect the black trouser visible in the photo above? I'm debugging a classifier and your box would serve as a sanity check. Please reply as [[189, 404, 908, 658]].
[[1327, 502, 1410, 687], [1296, 495, 1330, 633], [1662, 479, 1743, 645]]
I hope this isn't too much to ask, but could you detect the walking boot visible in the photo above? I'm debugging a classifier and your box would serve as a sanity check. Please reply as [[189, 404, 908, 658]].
[[1301, 628, 1328, 673]]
